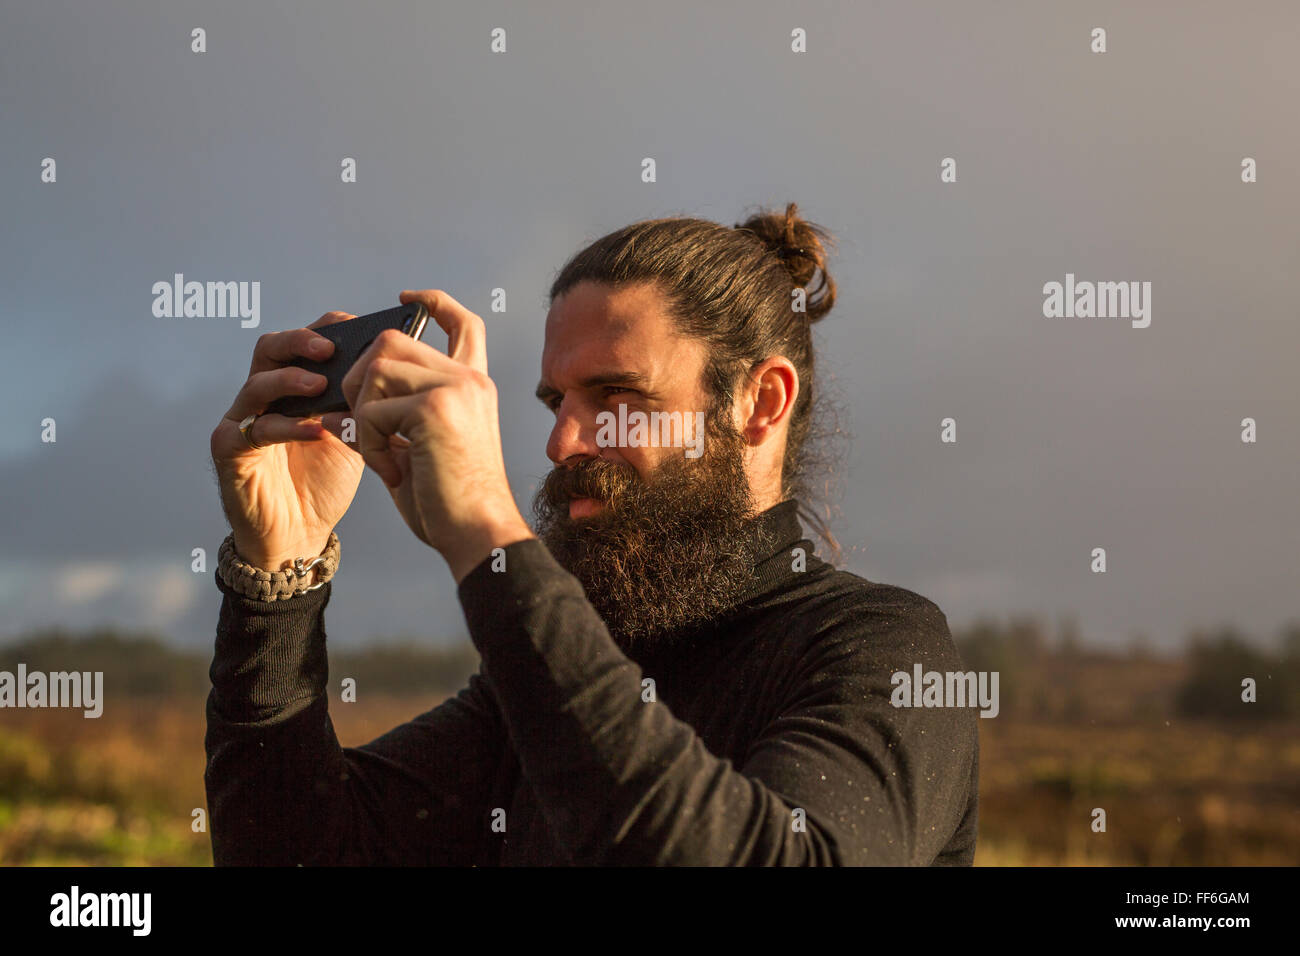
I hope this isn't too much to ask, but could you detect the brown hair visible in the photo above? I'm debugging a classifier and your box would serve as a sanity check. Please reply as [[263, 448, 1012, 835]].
[[547, 201, 841, 554]]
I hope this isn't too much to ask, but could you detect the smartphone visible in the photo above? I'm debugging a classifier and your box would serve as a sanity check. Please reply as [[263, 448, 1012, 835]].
[[265, 302, 430, 418]]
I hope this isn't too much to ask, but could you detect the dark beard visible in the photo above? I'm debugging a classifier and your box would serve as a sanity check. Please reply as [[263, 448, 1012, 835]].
[[531, 414, 776, 656]]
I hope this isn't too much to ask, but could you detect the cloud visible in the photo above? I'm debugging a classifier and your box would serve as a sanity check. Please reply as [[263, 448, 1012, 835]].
[[134, 565, 197, 625], [55, 563, 125, 603]]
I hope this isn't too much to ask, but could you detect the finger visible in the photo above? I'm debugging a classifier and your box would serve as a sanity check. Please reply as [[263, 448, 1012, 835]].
[[320, 410, 360, 449], [399, 289, 488, 375], [354, 393, 427, 487], [318, 409, 404, 451], [307, 310, 356, 330], [225, 366, 327, 421], [249, 318, 348, 375], [345, 354, 446, 415], [342, 337, 456, 411], [213, 412, 328, 458]]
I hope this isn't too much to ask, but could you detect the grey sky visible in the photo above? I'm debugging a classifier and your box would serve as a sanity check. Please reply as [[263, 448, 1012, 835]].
[[2, 1, 1296, 649]]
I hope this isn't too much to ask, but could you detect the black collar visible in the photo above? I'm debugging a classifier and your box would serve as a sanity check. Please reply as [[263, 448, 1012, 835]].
[[736, 498, 829, 606]]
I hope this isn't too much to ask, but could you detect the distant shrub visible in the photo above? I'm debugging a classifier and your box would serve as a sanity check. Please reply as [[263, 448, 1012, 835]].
[[331, 642, 479, 696], [953, 615, 1049, 719], [1175, 625, 1300, 720], [0, 628, 480, 697], [0, 628, 208, 697]]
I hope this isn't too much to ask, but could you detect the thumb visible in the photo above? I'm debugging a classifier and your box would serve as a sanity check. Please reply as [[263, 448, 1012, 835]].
[[320, 411, 359, 448]]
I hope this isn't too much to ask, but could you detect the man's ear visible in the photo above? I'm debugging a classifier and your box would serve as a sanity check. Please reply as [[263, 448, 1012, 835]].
[[738, 357, 798, 446]]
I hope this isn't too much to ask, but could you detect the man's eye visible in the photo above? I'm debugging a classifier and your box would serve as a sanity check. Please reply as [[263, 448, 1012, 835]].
[[603, 386, 634, 399]]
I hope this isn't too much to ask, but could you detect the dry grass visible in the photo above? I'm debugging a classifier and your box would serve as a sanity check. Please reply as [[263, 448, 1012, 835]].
[[974, 719, 1300, 865], [2, 694, 1296, 865]]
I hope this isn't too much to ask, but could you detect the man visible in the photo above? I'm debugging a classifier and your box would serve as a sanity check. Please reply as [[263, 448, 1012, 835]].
[[205, 205, 979, 865]]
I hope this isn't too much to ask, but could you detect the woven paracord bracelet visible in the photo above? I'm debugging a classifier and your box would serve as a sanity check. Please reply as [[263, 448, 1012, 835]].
[[217, 531, 340, 601]]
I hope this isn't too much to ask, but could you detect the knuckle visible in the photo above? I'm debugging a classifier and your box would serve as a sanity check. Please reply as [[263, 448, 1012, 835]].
[[460, 369, 494, 399], [361, 359, 388, 391], [212, 418, 241, 455]]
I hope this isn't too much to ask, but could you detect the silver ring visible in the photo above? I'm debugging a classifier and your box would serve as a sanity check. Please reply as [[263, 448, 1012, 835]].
[[238, 414, 265, 450]]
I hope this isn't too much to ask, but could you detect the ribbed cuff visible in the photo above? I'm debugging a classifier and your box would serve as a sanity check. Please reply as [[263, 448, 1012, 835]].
[[210, 568, 333, 723]]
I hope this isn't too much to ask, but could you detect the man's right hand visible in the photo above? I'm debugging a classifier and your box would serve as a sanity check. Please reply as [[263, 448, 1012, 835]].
[[210, 311, 366, 571]]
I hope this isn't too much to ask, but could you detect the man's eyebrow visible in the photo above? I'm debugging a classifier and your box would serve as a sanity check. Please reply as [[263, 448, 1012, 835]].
[[579, 370, 652, 389], [535, 371, 653, 403]]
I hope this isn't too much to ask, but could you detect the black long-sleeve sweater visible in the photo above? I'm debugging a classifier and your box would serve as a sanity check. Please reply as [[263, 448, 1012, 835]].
[[204, 499, 979, 865]]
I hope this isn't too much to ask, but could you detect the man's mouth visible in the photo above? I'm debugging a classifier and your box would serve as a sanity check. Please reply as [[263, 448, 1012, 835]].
[[568, 495, 604, 519]]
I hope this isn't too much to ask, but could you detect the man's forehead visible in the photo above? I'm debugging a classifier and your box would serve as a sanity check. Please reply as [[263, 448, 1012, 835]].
[[540, 325, 672, 388], [544, 282, 669, 340], [541, 283, 700, 381]]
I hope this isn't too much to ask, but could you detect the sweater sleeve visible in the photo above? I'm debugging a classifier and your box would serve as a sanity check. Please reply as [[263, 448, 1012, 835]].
[[203, 569, 505, 866], [456, 538, 978, 866]]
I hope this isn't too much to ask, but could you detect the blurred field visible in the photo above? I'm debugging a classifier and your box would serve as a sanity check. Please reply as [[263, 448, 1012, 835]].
[[1, 622, 1297, 865], [976, 720, 1300, 864], [0, 694, 432, 865]]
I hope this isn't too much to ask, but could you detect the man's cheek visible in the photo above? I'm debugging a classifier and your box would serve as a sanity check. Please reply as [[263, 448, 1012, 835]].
[[616, 447, 665, 482], [598, 448, 644, 477]]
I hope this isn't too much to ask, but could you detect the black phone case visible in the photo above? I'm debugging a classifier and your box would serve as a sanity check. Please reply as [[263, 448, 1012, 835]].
[[265, 303, 429, 418]]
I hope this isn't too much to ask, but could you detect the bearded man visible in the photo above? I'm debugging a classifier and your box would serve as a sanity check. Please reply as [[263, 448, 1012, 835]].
[[205, 203, 980, 866]]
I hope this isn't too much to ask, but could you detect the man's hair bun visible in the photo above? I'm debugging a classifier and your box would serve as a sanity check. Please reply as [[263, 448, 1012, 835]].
[[734, 202, 837, 323]]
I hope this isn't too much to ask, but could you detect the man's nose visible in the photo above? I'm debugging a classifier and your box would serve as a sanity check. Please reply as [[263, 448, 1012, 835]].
[[546, 401, 603, 465]]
